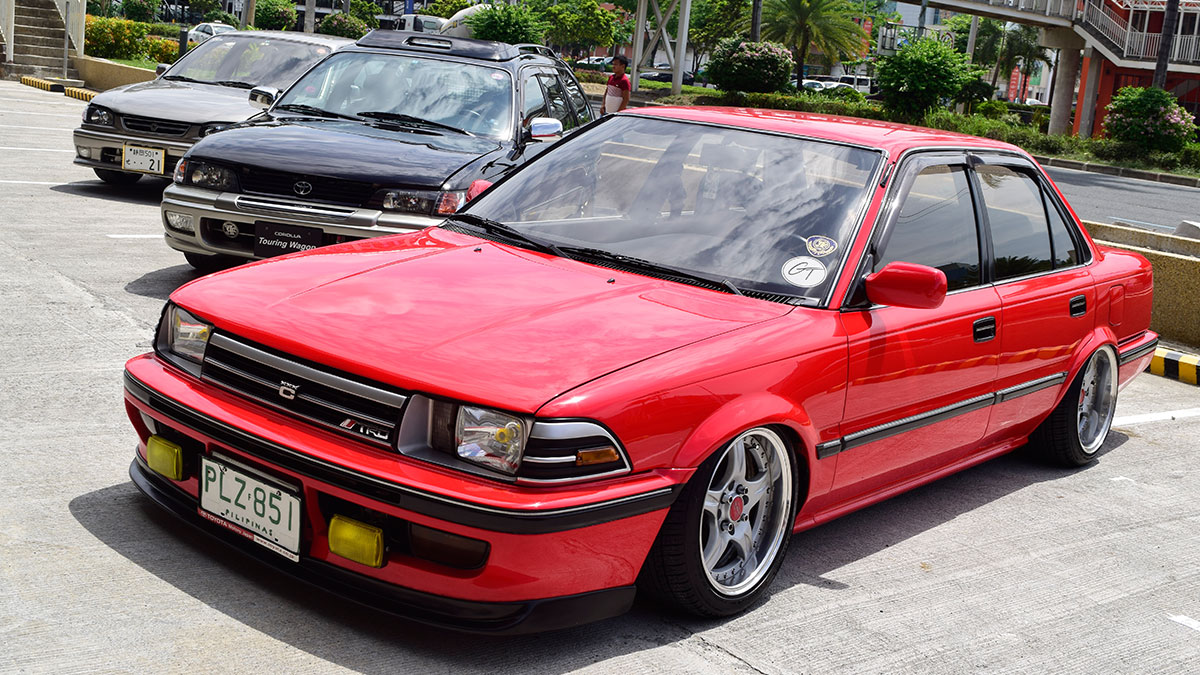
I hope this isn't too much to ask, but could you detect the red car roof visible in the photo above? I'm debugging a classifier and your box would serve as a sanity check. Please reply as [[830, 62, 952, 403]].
[[626, 106, 1026, 157]]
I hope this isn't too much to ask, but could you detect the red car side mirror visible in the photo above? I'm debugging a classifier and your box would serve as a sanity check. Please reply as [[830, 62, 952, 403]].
[[864, 262, 947, 309], [466, 179, 493, 202]]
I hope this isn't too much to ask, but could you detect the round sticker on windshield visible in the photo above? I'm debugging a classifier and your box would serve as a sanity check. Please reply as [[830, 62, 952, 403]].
[[781, 256, 827, 288], [806, 235, 837, 257]]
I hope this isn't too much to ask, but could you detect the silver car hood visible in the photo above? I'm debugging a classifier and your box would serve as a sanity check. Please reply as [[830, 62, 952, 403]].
[[91, 78, 258, 125]]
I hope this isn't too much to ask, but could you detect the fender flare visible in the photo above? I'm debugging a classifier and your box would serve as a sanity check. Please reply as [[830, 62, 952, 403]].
[[1051, 326, 1119, 408]]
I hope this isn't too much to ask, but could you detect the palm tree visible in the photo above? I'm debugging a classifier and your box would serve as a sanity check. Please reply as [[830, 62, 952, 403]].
[[995, 24, 1050, 99], [760, 0, 868, 82]]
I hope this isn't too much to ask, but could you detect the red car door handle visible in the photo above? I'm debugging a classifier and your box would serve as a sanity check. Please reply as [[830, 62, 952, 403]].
[[973, 316, 997, 343]]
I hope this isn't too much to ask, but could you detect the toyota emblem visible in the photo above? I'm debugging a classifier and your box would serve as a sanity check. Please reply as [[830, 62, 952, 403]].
[[293, 181, 313, 196]]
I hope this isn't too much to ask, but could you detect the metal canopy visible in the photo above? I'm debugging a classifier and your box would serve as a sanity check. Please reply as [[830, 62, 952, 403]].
[[631, 0, 694, 95]]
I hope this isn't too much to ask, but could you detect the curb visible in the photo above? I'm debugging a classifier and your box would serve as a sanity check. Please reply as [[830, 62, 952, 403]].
[[1034, 155, 1200, 189], [64, 87, 96, 102], [19, 75, 65, 93], [1149, 347, 1200, 385]]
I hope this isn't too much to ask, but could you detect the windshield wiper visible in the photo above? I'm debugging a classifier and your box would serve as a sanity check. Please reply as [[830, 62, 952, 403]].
[[213, 80, 255, 89], [560, 246, 744, 296], [447, 213, 566, 257], [162, 74, 204, 83], [274, 103, 359, 120], [357, 111, 473, 136]]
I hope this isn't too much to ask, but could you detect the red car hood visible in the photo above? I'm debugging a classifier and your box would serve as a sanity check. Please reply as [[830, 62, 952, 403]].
[[172, 228, 792, 411]]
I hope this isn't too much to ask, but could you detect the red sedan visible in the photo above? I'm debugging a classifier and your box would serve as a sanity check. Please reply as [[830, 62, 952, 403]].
[[123, 107, 1156, 633]]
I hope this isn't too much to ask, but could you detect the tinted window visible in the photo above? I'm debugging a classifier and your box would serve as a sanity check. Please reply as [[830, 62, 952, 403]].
[[977, 165, 1053, 280], [538, 73, 575, 130], [521, 72, 547, 127], [1045, 193, 1080, 268], [878, 164, 981, 291], [560, 71, 593, 124]]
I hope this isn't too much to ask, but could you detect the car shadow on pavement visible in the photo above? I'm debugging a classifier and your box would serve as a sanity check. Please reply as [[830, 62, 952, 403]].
[[124, 264, 205, 300], [67, 435, 1127, 671], [50, 178, 169, 206]]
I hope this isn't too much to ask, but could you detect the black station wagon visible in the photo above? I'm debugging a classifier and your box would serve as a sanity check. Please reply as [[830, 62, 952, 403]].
[[160, 31, 594, 270]]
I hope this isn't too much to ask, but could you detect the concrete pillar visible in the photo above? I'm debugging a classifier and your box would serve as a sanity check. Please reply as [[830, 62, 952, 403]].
[[1077, 47, 1103, 138], [671, 0, 692, 95], [1049, 47, 1081, 135]]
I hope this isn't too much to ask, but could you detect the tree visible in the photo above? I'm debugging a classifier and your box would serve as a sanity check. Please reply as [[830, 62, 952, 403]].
[[876, 36, 976, 120], [1001, 24, 1050, 100], [760, 0, 867, 82], [946, 14, 1004, 67], [467, 3, 548, 45], [689, 0, 751, 72], [540, 0, 617, 56], [424, 0, 471, 19]]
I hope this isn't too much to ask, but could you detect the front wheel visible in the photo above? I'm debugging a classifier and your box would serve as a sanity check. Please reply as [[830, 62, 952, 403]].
[[1031, 346, 1119, 467], [184, 251, 237, 274], [93, 168, 141, 185], [639, 427, 797, 617]]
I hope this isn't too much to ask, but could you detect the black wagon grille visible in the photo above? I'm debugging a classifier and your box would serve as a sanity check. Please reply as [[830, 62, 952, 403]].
[[237, 167, 376, 206], [121, 115, 191, 137], [201, 333, 407, 447]]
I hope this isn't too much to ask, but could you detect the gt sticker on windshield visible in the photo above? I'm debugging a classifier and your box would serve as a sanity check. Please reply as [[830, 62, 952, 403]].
[[806, 235, 837, 257], [781, 256, 827, 287]]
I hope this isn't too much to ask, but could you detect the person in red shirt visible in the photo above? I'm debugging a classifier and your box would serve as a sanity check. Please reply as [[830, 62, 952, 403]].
[[602, 54, 631, 115]]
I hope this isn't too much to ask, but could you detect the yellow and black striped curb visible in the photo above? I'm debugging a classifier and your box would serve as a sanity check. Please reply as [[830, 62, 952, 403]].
[[19, 75, 65, 93], [1149, 347, 1200, 385], [64, 87, 97, 102]]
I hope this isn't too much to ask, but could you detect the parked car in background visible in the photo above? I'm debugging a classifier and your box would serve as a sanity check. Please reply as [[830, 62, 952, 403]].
[[125, 106, 1155, 634], [160, 31, 594, 271], [74, 31, 351, 186], [187, 22, 235, 44], [639, 68, 694, 85], [579, 56, 613, 66], [837, 75, 874, 93], [382, 13, 444, 32]]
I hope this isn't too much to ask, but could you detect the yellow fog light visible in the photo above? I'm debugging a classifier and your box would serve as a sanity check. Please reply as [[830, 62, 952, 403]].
[[328, 515, 384, 568], [146, 435, 183, 480]]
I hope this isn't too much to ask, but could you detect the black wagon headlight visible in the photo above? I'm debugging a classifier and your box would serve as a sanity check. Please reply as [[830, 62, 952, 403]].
[[155, 303, 212, 376], [182, 160, 238, 191], [84, 105, 114, 126]]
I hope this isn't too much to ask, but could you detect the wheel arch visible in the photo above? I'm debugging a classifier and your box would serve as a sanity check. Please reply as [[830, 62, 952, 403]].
[[1051, 326, 1120, 409]]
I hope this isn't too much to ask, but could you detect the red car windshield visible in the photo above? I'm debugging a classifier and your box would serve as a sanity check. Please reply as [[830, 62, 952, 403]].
[[465, 116, 882, 303]]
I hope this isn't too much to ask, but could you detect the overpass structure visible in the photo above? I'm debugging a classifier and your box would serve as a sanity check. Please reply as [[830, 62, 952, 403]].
[[925, 0, 1200, 136]]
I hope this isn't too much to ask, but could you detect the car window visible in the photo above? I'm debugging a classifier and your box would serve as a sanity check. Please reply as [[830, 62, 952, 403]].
[[199, 25, 212, 35], [559, 70, 593, 125], [976, 164, 1054, 280], [279, 52, 515, 139], [877, 164, 981, 292], [1045, 191, 1081, 268], [468, 116, 881, 301], [168, 36, 335, 89], [537, 73, 576, 130], [521, 71, 547, 127]]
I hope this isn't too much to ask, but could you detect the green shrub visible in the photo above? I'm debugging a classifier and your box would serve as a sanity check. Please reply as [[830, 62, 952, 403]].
[[1103, 86, 1197, 153], [976, 100, 1007, 119], [1147, 152, 1181, 171], [1088, 138, 1148, 161], [349, 0, 382, 30], [121, 0, 157, 22], [877, 37, 975, 121], [144, 22, 188, 38], [190, 0, 223, 17], [144, 36, 186, 64], [725, 90, 888, 120], [424, 0, 472, 19], [815, 86, 866, 103], [1181, 143, 1200, 170], [85, 15, 151, 59], [318, 12, 369, 39], [465, 2, 546, 44], [204, 10, 241, 28], [573, 68, 607, 84], [956, 77, 992, 110], [705, 37, 793, 94], [255, 0, 298, 30]]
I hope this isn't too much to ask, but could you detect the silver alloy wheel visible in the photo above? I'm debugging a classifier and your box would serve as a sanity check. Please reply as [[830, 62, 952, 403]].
[[1077, 347, 1118, 455], [699, 427, 793, 597]]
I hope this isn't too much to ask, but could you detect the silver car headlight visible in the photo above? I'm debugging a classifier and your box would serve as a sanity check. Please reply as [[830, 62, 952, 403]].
[[83, 105, 114, 126], [455, 406, 526, 474], [155, 303, 212, 376]]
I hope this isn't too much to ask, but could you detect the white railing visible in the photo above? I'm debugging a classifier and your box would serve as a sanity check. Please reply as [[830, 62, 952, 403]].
[[1078, 0, 1200, 63], [1176, 33, 1200, 62], [1083, 0, 1130, 47], [977, 0, 1075, 19]]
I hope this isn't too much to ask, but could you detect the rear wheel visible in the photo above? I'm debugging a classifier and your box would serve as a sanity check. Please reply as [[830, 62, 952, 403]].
[[184, 251, 236, 273], [1031, 346, 1119, 467], [93, 168, 141, 185], [639, 427, 796, 616]]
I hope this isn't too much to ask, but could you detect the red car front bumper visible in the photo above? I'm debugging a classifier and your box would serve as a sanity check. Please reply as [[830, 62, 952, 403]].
[[123, 354, 682, 634]]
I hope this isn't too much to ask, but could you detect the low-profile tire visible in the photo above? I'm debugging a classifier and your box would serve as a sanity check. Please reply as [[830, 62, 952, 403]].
[[1031, 346, 1119, 467], [639, 427, 797, 617], [184, 251, 236, 273], [93, 168, 142, 185]]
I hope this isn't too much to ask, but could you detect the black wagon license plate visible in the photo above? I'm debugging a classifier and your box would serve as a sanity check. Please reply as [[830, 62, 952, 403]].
[[254, 222, 323, 258]]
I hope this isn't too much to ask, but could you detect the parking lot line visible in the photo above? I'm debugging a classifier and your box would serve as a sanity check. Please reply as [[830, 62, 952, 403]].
[[105, 234, 162, 239], [0, 146, 73, 153], [0, 179, 65, 185], [0, 124, 72, 131], [1112, 407, 1200, 427], [1170, 615, 1200, 632], [0, 109, 81, 117]]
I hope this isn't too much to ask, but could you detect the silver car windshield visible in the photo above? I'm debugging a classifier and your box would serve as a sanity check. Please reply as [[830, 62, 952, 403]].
[[166, 36, 335, 90], [464, 116, 881, 302], [276, 52, 515, 140]]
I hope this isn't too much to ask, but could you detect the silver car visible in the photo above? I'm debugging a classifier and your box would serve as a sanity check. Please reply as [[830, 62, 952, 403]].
[[73, 31, 350, 186]]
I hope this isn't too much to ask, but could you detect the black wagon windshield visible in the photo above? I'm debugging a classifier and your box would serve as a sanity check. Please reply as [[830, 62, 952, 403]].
[[276, 52, 515, 139], [464, 115, 881, 302], [166, 35, 335, 90]]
